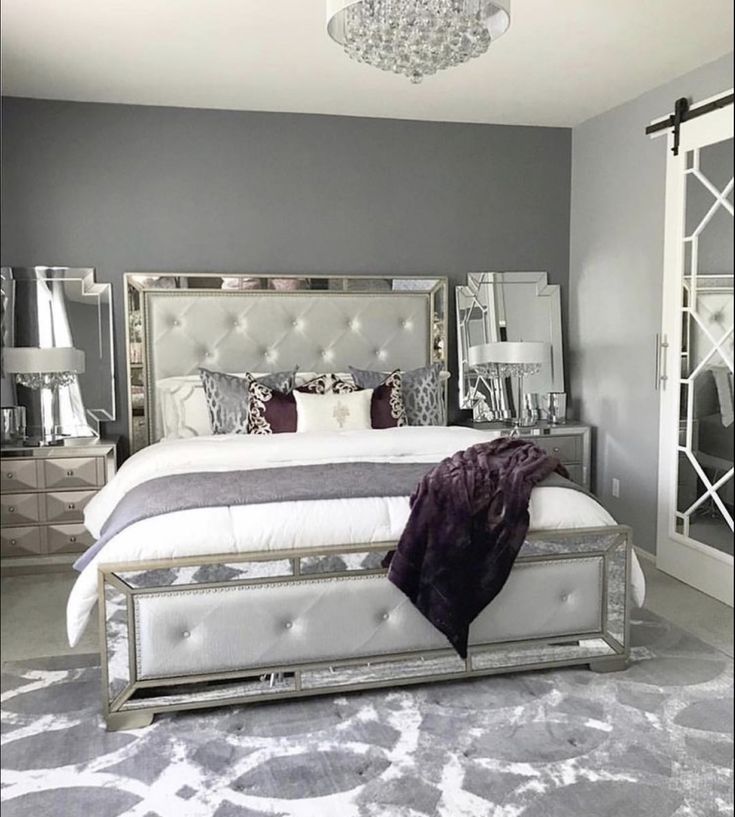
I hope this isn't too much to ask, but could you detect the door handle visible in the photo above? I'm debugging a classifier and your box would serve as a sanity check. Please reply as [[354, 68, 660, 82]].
[[655, 333, 670, 390]]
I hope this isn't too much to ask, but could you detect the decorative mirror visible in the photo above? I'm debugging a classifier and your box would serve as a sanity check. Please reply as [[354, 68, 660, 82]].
[[456, 272, 564, 421], [1, 267, 115, 439]]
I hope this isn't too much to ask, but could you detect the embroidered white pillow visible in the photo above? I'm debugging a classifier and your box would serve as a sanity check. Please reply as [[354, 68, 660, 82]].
[[294, 389, 373, 432]]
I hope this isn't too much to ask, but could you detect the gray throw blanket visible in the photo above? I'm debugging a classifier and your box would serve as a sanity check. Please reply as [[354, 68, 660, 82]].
[[74, 460, 585, 572], [385, 438, 569, 658]]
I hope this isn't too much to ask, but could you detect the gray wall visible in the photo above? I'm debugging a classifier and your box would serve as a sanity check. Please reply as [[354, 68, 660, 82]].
[[569, 53, 734, 554], [1, 97, 572, 451]]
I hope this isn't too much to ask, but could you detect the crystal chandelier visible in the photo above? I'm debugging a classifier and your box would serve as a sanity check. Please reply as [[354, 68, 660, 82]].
[[327, 0, 511, 84]]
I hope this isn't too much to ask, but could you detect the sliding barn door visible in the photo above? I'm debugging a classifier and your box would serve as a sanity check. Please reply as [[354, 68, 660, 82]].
[[656, 97, 734, 605]]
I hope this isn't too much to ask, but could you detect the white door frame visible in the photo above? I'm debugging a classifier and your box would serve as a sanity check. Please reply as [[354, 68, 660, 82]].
[[655, 95, 734, 606]]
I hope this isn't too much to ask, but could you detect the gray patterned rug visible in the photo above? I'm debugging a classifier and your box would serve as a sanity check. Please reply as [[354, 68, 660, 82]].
[[1, 609, 733, 817]]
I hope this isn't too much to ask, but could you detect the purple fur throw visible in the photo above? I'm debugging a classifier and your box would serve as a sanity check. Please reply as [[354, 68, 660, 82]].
[[384, 437, 568, 658]]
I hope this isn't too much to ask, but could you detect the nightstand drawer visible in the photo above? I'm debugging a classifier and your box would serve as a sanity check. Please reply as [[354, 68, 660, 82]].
[[1, 526, 44, 557], [532, 435, 582, 463], [564, 464, 584, 486], [1, 460, 40, 492], [44, 490, 97, 524], [46, 524, 94, 554], [43, 457, 102, 490], [0, 493, 41, 526]]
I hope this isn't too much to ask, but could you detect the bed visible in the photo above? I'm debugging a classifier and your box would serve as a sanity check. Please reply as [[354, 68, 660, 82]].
[[69, 274, 645, 730]]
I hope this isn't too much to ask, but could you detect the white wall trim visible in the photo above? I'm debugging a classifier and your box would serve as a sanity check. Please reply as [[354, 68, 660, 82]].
[[634, 546, 656, 565]]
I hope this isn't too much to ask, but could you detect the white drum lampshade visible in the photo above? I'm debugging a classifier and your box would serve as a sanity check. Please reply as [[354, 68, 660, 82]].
[[3, 346, 86, 377], [468, 341, 550, 369]]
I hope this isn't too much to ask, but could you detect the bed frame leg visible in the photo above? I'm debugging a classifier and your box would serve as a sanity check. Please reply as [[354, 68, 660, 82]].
[[106, 711, 155, 731], [588, 656, 628, 673]]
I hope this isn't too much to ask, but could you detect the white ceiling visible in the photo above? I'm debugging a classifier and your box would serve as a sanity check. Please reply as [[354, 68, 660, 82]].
[[1, 0, 732, 127]]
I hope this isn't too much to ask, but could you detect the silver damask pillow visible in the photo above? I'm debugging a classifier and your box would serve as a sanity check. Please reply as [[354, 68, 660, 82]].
[[349, 362, 444, 425], [199, 368, 296, 434]]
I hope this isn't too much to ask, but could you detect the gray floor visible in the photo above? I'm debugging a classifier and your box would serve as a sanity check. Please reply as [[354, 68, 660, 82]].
[[1, 553, 733, 662]]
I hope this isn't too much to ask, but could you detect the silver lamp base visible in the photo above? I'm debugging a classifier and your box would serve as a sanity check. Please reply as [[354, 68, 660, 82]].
[[22, 435, 66, 447]]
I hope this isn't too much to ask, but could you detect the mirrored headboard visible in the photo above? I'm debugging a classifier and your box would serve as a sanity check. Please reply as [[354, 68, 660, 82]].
[[456, 272, 564, 417], [126, 274, 447, 452]]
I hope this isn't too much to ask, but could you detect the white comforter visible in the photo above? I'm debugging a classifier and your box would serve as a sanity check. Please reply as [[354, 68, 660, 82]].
[[68, 427, 645, 645]]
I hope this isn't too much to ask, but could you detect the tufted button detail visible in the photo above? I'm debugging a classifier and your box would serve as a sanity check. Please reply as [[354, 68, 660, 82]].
[[172, 319, 180, 327], [182, 630, 191, 639], [560, 592, 570, 603], [284, 621, 293, 630], [381, 612, 390, 621]]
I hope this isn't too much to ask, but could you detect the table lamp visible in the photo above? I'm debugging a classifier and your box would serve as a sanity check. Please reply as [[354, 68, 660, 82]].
[[468, 341, 550, 430], [2, 346, 86, 446]]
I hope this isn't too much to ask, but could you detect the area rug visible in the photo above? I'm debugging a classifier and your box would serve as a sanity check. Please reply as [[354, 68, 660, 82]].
[[1, 609, 733, 817]]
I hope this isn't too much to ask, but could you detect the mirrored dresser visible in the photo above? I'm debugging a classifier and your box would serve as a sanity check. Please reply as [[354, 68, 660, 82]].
[[0, 439, 116, 573]]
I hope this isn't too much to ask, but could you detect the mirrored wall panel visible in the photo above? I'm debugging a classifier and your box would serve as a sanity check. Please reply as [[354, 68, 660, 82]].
[[1, 267, 115, 438], [674, 137, 734, 556], [126, 274, 447, 453], [456, 272, 564, 420]]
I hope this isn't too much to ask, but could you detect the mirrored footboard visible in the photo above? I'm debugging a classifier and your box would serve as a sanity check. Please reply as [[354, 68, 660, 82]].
[[99, 526, 632, 731]]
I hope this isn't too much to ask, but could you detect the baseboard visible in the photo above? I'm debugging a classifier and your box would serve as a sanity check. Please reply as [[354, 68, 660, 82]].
[[634, 546, 656, 564]]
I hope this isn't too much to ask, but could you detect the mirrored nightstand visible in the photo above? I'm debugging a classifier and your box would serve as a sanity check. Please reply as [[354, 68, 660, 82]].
[[466, 421, 591, 490], [1, 438, 117, 573]]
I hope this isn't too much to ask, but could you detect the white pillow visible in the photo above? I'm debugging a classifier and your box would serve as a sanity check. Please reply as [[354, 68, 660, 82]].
[[157, 376, 210, 438], [294, 389, 374, 432]]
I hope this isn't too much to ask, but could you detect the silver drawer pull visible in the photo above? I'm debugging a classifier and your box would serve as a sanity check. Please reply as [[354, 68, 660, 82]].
[[67, 503, 76, 510], [66, 470, 75, 477], [10, 539, 17, 546], [553, 447, 561, 453], [69, 536, 77, 543], [6, 472, 14, 479], [8, 506, 15, 513]]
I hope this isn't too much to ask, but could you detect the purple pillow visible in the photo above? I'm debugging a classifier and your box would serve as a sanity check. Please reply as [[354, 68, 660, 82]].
[[369, 370, 407, 429]]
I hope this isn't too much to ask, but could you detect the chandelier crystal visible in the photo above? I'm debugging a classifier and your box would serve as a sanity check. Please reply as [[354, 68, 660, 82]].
[[327, 0, 511, 84]]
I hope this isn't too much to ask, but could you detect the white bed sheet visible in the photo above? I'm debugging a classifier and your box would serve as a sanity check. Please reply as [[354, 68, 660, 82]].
[[68, 427, 645, 645]]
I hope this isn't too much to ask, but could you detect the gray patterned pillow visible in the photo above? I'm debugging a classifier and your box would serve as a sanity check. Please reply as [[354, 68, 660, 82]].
[[199, 368, 296, 434], [349, 363, 444, 425]]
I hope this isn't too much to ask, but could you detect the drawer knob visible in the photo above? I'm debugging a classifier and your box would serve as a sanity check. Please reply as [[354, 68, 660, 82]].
[[66, 470, 75, 477], [8, 506, 15, 513], [67, 503, 76, 510], [70, 536, 77, 543], [6, 472, 14, 479], [553, 447, 561, 453], [10, 538, 17, 545]]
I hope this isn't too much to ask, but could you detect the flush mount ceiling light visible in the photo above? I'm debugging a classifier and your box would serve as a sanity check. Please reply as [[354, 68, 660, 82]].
[[327, 0, 511, 84]]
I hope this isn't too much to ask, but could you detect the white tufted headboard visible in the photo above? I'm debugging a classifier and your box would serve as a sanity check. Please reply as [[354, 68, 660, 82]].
[[125, 275, 447, 450]]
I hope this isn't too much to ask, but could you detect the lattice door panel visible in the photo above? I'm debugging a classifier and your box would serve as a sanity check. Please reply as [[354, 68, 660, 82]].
[[674, 137, 734, 553]]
